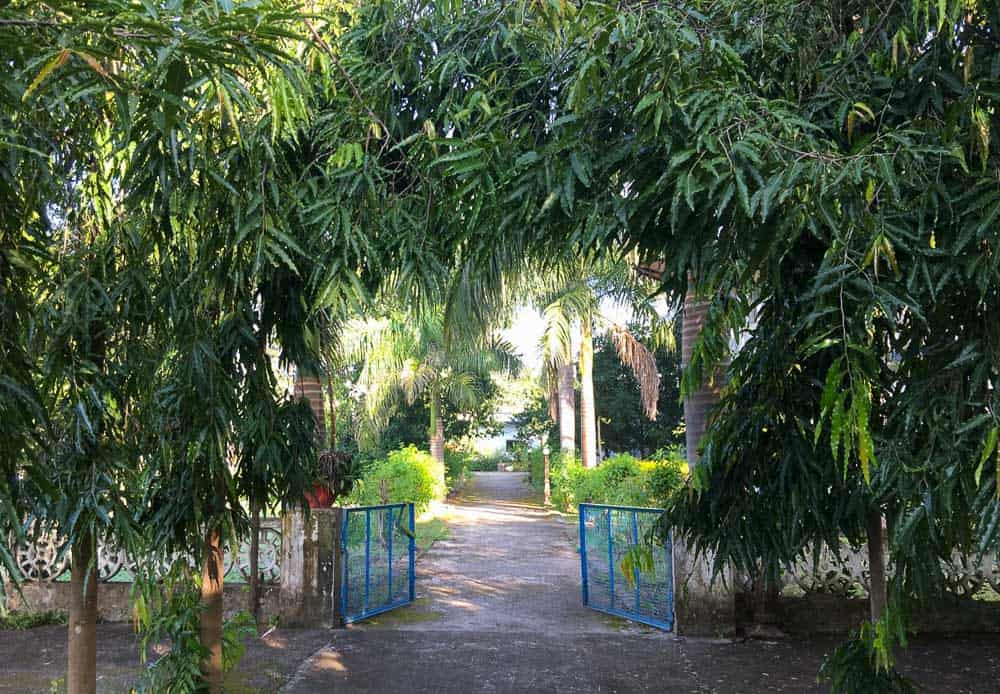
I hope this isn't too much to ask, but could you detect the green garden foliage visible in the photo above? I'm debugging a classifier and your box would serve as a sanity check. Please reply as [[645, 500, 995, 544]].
[[529, 450, 687, 511], [132, 562, 257, 693], [443, 449, 472, 492], [819, 620, 916, 694], [347, 446, 447, 514]]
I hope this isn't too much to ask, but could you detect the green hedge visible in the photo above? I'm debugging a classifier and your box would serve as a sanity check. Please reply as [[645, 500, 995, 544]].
[[467, 452, 508, 471], [347, 445, 446, 514], [528, 447, 688, 511]]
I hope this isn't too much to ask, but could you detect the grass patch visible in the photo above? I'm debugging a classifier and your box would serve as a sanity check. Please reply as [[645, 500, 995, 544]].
[[359, 597, 444, 627], [0, 609, 68, 630]]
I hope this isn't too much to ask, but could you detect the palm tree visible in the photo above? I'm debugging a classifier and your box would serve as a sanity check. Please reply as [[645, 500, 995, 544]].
[[536, 255, 671, 467], [556, 363, 576, 454], [348, 307, 519, 464]]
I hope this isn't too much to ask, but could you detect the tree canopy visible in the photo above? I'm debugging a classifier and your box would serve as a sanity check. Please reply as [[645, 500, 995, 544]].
[[2, 0, 998, 689]]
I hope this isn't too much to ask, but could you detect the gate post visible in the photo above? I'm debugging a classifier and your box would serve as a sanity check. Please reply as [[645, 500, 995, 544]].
[[331, 507, 345, 628], [278, 508, 340, 628], [672, 538, 735, 637]]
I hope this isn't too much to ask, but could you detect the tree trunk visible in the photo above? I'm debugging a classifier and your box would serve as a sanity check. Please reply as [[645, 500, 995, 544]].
[[867, 509, 887, 623], [69, 319, 105, 694], [557, 364, 576, 454], [67, 530, 98, 694], [325, 376, 337, 450], [200, 527, 224, 694], [596, 415, 603, 462], [294, 366, 327, 449], [429, 390, 445, 465], [248, 504, 261, 628], [579, 316, 597, 468], [681, 278, 726, 467], [543, 448, 551, 506]]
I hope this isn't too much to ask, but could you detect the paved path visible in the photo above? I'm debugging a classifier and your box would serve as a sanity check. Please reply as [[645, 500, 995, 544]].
[[374, 471, 643, 635]]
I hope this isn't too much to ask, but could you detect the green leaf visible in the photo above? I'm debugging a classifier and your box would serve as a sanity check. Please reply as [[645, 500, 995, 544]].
[[23, 49, 70, 100], [569, 152, 590, 186], [516, 151, 539, 167], [634, 91, 659, 115], [975, 427, 998, 487]]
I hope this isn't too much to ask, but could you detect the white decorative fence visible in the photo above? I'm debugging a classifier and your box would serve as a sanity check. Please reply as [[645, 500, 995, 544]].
[[8, 520, 282, 585], [778, 543, 1000, 599]]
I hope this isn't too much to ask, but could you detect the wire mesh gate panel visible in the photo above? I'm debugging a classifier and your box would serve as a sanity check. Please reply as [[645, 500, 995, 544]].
[[341, 503, 416, 624], [579, 503, 674, 631]]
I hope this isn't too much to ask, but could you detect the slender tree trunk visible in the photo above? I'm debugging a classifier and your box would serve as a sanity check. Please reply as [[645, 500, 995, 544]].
[[579, 316, 597, 468], [200, 527, 224, 694], [596, 415, 603, 462], [867, 509, 887, 622], [69, 320, 105, 694], [67, 530, 98, 694], [294, 366, 327, 448], [557, 364, 576, 454], [543, 448, 551, 506], [429, 390, 445, 465], [248, 503, 261, 628]]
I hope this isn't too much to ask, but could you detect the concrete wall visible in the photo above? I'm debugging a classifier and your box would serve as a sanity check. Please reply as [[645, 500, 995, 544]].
[[773, 594, 1000, 635], [3, 581, 280, 624], [672, 538, 736, 637]]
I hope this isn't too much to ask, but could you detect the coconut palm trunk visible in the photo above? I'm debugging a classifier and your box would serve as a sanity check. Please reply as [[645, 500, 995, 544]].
[[579, 316, 598, 468], [557, 364, 576, 454], [294, 366, 327, 448], [429, 390, 445, 465], [680, 280, 721, 466]]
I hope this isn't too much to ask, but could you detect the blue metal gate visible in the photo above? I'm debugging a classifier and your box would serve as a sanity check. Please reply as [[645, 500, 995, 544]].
[[579, 503, 674, 631], [341, 503, 416, 624]]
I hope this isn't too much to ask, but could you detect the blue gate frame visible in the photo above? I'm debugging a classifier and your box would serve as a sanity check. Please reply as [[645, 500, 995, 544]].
[[579, 503, 674, 631], [341, 503, 416, 624]]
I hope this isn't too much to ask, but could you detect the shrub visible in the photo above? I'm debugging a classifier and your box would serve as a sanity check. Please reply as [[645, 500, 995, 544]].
[[643, 447, 688, 507], [347, 445, 446, 514], [570, 454, 646, 506], [466, 452, 507, 471], [528, 448, 581, 508], [526, 446, 688, 511], [443, 448, 471, 492], [527, 447, 544, 489]]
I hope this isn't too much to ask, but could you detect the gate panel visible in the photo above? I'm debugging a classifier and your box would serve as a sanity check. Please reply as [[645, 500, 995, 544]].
[[341, 503, 415, 624], [579, 503, 673, 631]]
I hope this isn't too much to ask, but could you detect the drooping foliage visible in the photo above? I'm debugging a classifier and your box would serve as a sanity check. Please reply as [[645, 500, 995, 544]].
[[2, 0, 998, 688], [592, 327, 683, 456]]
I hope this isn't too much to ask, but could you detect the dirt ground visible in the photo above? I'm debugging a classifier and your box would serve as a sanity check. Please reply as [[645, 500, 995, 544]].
[[3, 472, 1000, 693]]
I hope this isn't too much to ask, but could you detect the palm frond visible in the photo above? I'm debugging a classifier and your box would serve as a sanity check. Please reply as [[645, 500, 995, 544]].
[[609, 325, 661, 420]]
